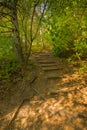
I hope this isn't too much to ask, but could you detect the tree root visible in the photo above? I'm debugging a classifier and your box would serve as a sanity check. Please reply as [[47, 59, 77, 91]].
[[5, 75, 47, 130], [5, 98, 30, 130], [5, 76, 37, 130]]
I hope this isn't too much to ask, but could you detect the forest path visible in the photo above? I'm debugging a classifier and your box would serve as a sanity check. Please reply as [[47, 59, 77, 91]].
[[31, 51, 69, 94], [0, 51, 87, 130]]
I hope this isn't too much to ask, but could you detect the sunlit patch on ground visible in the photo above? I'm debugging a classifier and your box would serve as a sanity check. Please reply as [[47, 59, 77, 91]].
[[1, 72, 86, 130], [0, 108, 17, 130], [8, 86, 87, 130]]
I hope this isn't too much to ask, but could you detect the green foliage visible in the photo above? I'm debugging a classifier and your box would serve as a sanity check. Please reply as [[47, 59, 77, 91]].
[[48, 4, 87, 58], [74, 40, 87, 57], [31, 44, 42, 52], [79, 63, 87, 73], [50, 19, 72, 56], [0, 36, 16, 59], [75, 62, 87, 74], [0, 60, 20, 80], [0, 36, 35, 80], [0, 36, 18, 80]]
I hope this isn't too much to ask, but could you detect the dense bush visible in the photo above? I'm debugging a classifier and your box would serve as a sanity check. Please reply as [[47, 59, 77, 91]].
[[48, 7, 87, 59], [0, 36, 17, 79]]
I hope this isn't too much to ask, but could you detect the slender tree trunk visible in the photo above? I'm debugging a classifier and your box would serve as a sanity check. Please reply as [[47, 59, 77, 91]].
[[40, 27, 45, 49], [11, 2, 24, 64]]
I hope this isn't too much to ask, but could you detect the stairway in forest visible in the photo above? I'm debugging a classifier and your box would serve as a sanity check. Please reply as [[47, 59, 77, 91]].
[[5, 52, 87, 130], [32, 51, 64, 93]]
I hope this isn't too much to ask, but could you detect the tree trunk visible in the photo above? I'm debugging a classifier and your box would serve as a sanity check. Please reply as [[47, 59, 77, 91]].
[[11, 2, 24, 65]]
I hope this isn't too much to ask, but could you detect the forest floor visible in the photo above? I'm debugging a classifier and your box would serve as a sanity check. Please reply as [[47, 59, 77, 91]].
[[0, 51, 87, 130]]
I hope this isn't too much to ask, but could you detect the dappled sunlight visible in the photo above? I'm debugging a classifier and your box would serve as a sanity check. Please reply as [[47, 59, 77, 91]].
[[7, 88, 87, 130], [0, 52, 87, 130], [0, 72, 87, 130], [0, 108, 17, 130], [60, 74, 84, 86], [55, 72, 87, 93]]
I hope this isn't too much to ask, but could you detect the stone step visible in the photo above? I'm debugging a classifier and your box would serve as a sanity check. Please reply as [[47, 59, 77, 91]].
[[36, 58, 49, 61], [39, 53, 50, 56], [39, 52, 52, 55], [42, 67, 59, 71], [37, 61, 56, 64], [36, 59, 57, 62], [46, 75, 62, 79], [36, 57, 55, 60], [40, 64, 58, 67]]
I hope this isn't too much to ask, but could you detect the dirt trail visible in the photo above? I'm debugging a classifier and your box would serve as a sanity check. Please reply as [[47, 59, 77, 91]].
[[31, 51, 69, 94], [0, 51, 87, 130]]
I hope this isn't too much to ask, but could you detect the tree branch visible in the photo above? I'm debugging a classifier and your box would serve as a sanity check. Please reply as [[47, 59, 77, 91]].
[[33, 0, 48, 41]]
